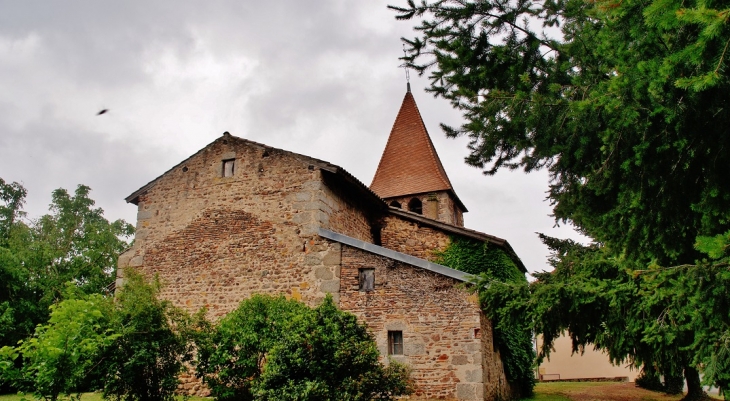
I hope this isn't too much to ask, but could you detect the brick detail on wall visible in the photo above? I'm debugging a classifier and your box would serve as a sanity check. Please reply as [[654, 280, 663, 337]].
[[118, 139, 348, 317]]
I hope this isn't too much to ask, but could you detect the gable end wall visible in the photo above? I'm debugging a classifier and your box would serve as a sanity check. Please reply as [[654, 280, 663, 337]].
[[117, 139, 362, 317]]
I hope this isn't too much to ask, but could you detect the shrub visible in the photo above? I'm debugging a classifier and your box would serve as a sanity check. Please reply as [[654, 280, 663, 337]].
[[100, 270, 195, 401], [0, 289, 118, 401], [195, 294, 309, 401], [196, 295, 413, 401]]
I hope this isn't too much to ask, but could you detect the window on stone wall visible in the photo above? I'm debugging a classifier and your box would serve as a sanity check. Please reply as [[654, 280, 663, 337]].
[[359, 268, 375, 292], [222, 159, 235, 177], [389, 200, 401, 208], [388, 330, 403, 355], [408, 198, 422, 214]]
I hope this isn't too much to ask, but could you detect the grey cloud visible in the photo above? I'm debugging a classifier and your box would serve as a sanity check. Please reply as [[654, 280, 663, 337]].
[[0, 0, 589, 274]]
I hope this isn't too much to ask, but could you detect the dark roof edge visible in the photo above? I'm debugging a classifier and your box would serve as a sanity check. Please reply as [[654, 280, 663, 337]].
[[387, 207, 528, 273], [318, 228, 473, 283]]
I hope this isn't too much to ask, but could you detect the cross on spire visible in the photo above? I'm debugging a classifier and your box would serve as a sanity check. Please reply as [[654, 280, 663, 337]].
[[402, 44, 411, 93]]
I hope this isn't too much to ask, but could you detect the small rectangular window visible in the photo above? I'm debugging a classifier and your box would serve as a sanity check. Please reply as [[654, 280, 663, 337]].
[[388, 331, 403, 355], [222, 159, 235, 177], [358, 268, 374, 292]]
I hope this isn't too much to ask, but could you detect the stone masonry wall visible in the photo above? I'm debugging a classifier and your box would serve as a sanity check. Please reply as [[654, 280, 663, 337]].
[[338, 245, 489, 401], [117, 136, 351, 317], [386, 191, 463, 227], [479, 311, 514, 400], [380, 215, 451, 261], [320, 173, 374, 243]]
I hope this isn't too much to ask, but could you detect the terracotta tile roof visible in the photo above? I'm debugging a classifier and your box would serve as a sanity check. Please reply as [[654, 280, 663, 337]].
[[370, 91, 456, 200]]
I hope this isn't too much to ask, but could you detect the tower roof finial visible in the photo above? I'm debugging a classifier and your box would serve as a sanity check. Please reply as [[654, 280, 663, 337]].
[[402, 44, 411, 93]]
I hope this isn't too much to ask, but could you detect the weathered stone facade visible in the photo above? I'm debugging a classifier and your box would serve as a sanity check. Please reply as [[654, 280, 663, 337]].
[[118, 135, 366, 315], [339, 244, 512, 400], [385, 191, 464, 227], [119, 132, 524, 400], [381, 213, 452, 261]]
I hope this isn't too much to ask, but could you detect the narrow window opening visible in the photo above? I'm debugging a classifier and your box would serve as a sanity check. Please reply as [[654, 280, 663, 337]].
[[371, 226, 382, 246], [408, 198, 422, 214], [222, 159, 235, 177], [388, 331, 403, 355], [474, 328, 482, 339], [359, 268, 375, 292], [389, 200, 401, 208]]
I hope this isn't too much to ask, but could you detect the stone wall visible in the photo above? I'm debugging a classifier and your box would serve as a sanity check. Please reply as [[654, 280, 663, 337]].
[[479, 312, 514, 400], [385, 191, 463, 227], [380, 214, 451, 261], [320, 172, 375, 243], [338, 244, 492, 400], [118, 136, 348, 316]]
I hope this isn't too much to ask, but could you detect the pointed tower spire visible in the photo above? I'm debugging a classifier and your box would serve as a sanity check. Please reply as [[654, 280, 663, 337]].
[[371, 90, 467, 226]]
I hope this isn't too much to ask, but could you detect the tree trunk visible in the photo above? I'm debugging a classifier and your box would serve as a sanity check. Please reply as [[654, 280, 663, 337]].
[[683, 365, 706, 400]]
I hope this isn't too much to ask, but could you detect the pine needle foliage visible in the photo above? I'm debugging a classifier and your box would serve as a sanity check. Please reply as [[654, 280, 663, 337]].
[[392, 0, 730, 396]]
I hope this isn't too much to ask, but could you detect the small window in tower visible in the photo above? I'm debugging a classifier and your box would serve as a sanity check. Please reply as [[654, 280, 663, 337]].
[[388, 331, 403, 355], [408, 198, 423, 214], [389, 200, 401, 208], [359, 268, 375, 292], [222, 159, 235, 177]]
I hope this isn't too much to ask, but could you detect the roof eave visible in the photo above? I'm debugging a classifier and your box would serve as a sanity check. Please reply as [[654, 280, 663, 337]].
[[318, 228, 473, 282]]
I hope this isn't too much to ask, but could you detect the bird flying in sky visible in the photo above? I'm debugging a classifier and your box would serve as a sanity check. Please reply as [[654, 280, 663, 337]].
[[97, 109, 108, 115]]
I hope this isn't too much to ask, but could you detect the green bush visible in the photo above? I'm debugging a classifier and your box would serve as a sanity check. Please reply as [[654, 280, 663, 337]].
[[100, 270, 195, 401], [0, 289, 118, 401], [196, 295, 413, 401], [195, 294, 309, 401]]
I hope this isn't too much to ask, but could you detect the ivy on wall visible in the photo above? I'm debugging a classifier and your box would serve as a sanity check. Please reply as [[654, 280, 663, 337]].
[[434, 236, 536, 397]]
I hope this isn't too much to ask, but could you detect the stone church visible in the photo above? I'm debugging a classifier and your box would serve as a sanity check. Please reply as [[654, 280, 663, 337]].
[[117, 88, 527, 400]]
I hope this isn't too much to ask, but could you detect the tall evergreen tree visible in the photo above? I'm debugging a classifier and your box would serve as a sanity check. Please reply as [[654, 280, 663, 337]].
[[392, 0, 730, 397]]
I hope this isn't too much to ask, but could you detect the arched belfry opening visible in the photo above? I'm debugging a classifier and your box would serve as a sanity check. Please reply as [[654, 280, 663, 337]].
[[408, 198, 423, 215], [389, 200, 401, 208]]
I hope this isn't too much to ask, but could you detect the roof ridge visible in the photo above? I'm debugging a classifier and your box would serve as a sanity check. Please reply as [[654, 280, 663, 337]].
[[125, 132, 384, 206]]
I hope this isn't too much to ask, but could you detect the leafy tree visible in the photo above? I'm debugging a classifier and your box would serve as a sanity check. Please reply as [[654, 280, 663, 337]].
[[0, 287, 118, 401], [100, 269, 195, 401], [195, 294, 311, 401], [0, 180, 134, 351], [0, 178, 26, 244], [253, 296, 413, 401], [392, 0, 730, 396], [196, 295, 413, 401]]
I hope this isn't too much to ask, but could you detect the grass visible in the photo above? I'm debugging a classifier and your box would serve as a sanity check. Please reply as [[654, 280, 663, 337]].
[[2, 383, 721, 401], [0, 394, 211, 401], [521, 381, 723, 401]]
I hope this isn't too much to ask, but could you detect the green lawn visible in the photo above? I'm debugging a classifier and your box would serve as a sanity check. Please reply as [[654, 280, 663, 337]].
[[521, 381, 722, 401], [0, 394, 211, 401]]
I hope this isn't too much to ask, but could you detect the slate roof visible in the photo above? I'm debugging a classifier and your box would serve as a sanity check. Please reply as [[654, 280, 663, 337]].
[[370, 91, 466, 211]]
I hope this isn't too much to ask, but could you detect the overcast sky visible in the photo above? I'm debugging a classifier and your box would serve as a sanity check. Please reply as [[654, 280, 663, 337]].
[[0, 1, 588, 276]]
